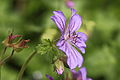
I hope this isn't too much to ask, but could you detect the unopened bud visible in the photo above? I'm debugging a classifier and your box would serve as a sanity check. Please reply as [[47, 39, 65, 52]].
[[54, 59, 64, 75], [65, 0, 74, 8]]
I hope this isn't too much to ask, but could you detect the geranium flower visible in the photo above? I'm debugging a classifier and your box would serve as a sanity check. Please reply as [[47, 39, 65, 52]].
[[51, 9, 87, 69]]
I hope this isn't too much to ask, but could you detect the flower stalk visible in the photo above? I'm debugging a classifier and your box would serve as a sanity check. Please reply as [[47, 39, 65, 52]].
[[0, 47, 12, 80], [0, 47, 7, 58], [0, 49, 14, 66], [17, 50, 37, 80]]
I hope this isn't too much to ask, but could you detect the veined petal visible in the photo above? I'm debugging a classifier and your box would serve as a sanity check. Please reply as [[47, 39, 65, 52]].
[[75, 41, 86, 48], [51, 11, 66, 33], [58, 42, 83, 69], [68, 14, 82, 33], [76, 32, 88, 42], [71, 32, 87, 54], [74, 41, 86, 54], [71, 39, 86, 54], [56, 37, 65, 47]]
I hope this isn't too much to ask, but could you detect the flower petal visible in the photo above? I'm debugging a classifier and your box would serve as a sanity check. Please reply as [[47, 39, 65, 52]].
[[71, 8, 76, 16], [58, 41, 83, 69], [76, 32, 88, 42], [71, 32, 87, 54], [73, 41, 86, 54], [80, 67, 87, 80], [71, 70, 82, 80], [79, 47, 86, 53], [71, 40, 86, 54], [51, 11, 66, 33], [68, 14, 82, 33], [56, 37, 65, 47]]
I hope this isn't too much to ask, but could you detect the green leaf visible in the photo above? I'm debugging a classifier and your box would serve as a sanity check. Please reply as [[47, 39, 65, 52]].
[[36, 39, 56, 55]]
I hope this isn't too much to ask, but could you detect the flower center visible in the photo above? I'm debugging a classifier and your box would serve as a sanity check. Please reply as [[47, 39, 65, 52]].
[[64, 33, 70, 40]]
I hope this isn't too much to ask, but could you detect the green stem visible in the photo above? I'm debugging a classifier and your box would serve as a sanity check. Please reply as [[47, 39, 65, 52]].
[[0, 49, 14, 66], [0, 47, 7, 58], [0, 47, 7, 80], [17, 50, 37, 80]]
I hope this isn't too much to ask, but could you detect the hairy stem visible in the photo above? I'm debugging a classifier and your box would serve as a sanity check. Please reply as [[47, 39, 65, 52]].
[[17, 50, 37, 80]]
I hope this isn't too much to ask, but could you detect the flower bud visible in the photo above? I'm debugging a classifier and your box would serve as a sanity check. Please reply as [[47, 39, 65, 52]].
[[54, 59, 64, 75], [65, 0, 74, 8]]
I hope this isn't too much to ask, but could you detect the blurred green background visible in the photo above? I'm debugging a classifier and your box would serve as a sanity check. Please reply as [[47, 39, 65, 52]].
[[0, 0, 120, 80]]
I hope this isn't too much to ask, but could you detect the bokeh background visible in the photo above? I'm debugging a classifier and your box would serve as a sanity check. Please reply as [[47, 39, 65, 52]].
[[0, 0, 120, 80]]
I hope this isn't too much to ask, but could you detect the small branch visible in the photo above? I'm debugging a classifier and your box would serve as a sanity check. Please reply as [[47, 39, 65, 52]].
[[0, 47, 7, 59], [17, 50, 37, 80], [0, 49, 14, 66], [0, 47, 8, 80]]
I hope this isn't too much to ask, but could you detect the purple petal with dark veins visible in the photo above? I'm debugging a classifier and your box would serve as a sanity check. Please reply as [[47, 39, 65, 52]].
[[73, 40, 86, 54], [68, 14, 82, 34], [56, 37, 65, 47], [58, 41, 83, 69], [70, 32, 87, 54], [51, 11, 66, 33], [76, 32, 88, 42]]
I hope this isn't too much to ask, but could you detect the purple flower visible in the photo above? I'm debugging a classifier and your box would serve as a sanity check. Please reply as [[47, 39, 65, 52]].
[[65, 0, 75, 8], [71, 67, 92, 80], [51, 9, 87, 69]]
